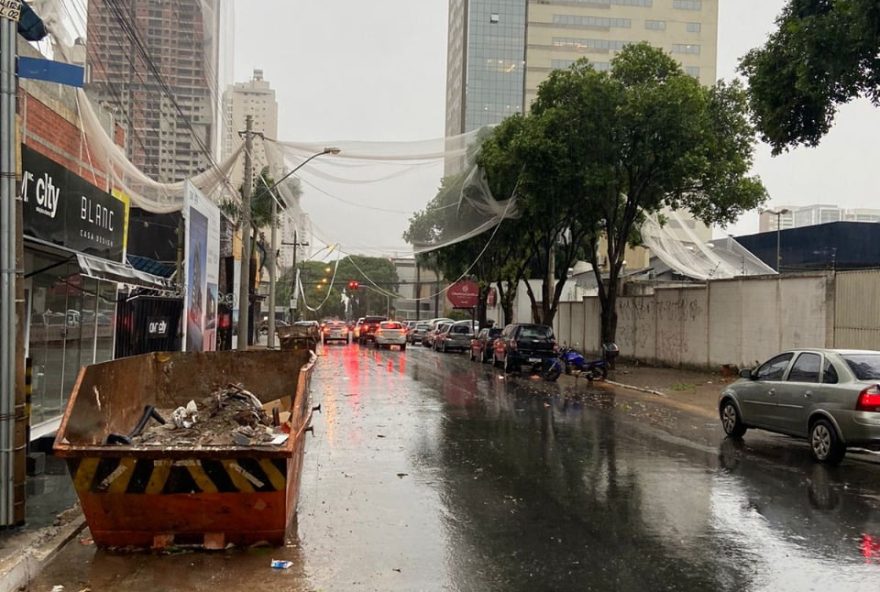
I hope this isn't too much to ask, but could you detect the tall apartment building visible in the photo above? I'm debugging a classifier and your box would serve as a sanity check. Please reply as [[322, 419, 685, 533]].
[[86, 0, 221, 183], [446, 0, 718, 137], [221, 69, 279, 191]]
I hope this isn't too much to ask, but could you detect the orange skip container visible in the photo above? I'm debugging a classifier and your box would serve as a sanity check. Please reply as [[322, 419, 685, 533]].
[[53, 350, 315, 549]]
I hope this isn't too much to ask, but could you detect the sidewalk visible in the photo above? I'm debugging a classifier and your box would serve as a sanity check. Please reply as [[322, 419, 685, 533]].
[[564, 362, 734, 420], [0, 455, 84, 592]]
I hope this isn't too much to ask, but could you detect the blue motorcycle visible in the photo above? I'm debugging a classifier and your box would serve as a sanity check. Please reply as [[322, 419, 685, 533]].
[[542, 346, 610, 382]]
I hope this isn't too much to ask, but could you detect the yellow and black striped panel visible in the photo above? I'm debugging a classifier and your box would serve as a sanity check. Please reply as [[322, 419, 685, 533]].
[[66, 457, 288, 495]]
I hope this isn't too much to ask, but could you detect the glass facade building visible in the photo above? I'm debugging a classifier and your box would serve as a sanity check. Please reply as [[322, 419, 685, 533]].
[[446, 0, 527, 137]]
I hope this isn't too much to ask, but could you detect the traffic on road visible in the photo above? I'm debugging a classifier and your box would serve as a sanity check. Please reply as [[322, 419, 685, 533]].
[[33, 334, 880, 591]]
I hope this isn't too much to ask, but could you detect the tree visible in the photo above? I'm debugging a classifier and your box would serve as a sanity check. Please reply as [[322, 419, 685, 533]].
[[291, 256, 399, 321], [220, 167, 302, 287], [478, 108, 602, 327], [404, 128, 530, 326], [740, 0, 880, 153], [481, 44, 766, 343]]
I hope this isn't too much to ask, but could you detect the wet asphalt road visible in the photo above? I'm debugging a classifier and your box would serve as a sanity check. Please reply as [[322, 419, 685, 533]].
[[32, 342, 880, 591]]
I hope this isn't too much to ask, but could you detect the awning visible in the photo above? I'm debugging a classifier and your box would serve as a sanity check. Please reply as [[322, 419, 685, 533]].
[[76, 254, 173, 290]]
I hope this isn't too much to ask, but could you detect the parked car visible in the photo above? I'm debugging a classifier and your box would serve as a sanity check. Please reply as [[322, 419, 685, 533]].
[[493, 323, 558, 374], [423, 322, 451, 348], [434, 320, 474, 353], [409, 321, 431, 344], [258, 318, 289, 335], [470, 327, 503, 362], [358, 316, 388, 345], [374, 321, 407, 350], [322, 320, 349, 343], [718, 348, 880, 464], [353, 317, 365, 340]]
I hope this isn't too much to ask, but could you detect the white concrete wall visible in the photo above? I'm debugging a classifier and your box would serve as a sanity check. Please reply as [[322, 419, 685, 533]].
[[571, 273, 835, 368]]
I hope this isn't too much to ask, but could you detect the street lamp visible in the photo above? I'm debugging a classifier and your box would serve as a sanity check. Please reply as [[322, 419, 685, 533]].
[[764, 208, 790, 272], [266, 147, 340, 348]]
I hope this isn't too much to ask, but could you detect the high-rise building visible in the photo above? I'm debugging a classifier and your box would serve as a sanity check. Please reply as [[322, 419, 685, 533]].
[[221, 69, 279, 191], [86, 0, 222, 183], [445, 1, 718, 245], [446, 0, 719, 137]]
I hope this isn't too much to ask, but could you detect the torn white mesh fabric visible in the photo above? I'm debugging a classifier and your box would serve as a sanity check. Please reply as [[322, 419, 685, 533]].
[[641, 209, 776, 280], [263, 131, 519, 256], [38, 2, 241, 213], [76, 89, 243, 213]]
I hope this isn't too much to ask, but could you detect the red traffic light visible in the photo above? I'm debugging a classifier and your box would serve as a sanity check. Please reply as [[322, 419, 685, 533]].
[[348, 280, 360, 290]]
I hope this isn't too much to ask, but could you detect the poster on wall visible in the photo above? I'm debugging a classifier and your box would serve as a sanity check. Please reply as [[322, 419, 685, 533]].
[[183, 181, 220, 352]]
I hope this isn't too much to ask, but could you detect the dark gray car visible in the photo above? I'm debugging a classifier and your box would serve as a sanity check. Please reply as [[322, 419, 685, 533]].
[[719, 348, 880, 464], [434, 320, 474, 353]]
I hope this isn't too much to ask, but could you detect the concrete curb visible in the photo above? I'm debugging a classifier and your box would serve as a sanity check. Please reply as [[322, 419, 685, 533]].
[[0, 511, 86, 592], [605, 379, 668, 398]]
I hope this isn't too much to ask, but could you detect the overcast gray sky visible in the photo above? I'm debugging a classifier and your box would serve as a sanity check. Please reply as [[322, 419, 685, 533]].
[[233, 0, 879, 253]]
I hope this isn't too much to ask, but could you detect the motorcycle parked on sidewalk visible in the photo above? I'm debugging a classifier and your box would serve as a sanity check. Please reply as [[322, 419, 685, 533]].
[[542, 346, 612, 382]]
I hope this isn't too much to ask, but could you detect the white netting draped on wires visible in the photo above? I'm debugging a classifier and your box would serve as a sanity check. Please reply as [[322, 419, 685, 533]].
[[39, 0, 241, 213], [263, 129, 520, 257], [640, 209, 776, 280]]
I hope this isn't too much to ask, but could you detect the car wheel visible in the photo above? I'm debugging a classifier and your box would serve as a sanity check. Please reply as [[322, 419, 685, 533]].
[[504, 355, 517, 374], [810, 419, 846, 464], [469, 349, 475, 362], [720, 400, 747, 439], [493, 354, 502, 369]]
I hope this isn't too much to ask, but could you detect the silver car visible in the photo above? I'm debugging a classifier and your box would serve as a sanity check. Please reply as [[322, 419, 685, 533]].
[[719, 349, 880, 464]]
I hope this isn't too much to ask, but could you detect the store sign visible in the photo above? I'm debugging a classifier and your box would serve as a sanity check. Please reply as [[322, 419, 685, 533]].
[[147, 317, 171, 339], [20, 145, 128, 262], [447, 279, 480, 309]]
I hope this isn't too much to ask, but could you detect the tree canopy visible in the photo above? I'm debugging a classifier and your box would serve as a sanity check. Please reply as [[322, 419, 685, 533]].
[[740, 0, 880, 153]]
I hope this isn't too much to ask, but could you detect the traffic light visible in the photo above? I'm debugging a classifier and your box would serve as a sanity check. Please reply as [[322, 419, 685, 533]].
[[347, 280, 360, 291]]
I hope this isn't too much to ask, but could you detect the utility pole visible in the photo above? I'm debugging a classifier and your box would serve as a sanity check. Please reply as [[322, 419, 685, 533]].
[[237, 115, 253, 350], [0, 11, 17, 527], [267, 192, 277, 348], [415, 262, 421, 321]]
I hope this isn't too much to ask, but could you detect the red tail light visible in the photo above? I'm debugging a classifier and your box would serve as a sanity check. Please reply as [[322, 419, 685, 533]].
[[856, 385, 880, 412]]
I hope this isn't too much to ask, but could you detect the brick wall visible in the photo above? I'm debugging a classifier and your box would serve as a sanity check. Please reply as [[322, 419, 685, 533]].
[[18, 82, 125, 189]]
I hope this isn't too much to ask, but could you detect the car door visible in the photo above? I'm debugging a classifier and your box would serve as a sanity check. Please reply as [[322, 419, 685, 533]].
[[738, 352, 794, 430], [777, 352, 822, 435]]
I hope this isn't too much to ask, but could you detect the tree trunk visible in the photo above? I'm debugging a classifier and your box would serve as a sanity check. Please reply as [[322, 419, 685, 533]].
[[496, 280, 515, 326], [600, 275, 619, 345], [476, 282, 489, 328]]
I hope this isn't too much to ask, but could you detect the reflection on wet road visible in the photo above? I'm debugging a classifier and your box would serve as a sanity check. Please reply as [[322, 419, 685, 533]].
[[33, 343, 880, 591]]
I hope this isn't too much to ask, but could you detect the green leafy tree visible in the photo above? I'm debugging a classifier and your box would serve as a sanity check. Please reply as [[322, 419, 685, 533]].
[[290, 256, 399, 321], [740, 0, 880, 153], [220, 167, 302, 294], [480, 45, 766, 342]]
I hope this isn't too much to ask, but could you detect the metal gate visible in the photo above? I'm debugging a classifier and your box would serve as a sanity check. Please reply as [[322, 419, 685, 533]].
[[834, 270, 880, 350]]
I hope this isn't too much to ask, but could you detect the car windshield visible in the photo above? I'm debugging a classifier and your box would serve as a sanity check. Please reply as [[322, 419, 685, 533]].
[[842, 354, 880, 380], [519, 326, 553, 339], [416, 323, 430, 330], [488, 328, 502, 337]]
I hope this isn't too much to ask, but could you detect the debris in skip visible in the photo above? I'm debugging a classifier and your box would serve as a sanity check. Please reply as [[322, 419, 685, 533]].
[[107, 384, 292, 448]]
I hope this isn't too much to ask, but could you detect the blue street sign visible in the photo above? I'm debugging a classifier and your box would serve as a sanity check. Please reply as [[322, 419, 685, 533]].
[[16, 56, 84, 87]]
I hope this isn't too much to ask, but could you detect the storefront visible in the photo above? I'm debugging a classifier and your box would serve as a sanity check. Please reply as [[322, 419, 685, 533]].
[[20, 145, 130, 439]]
